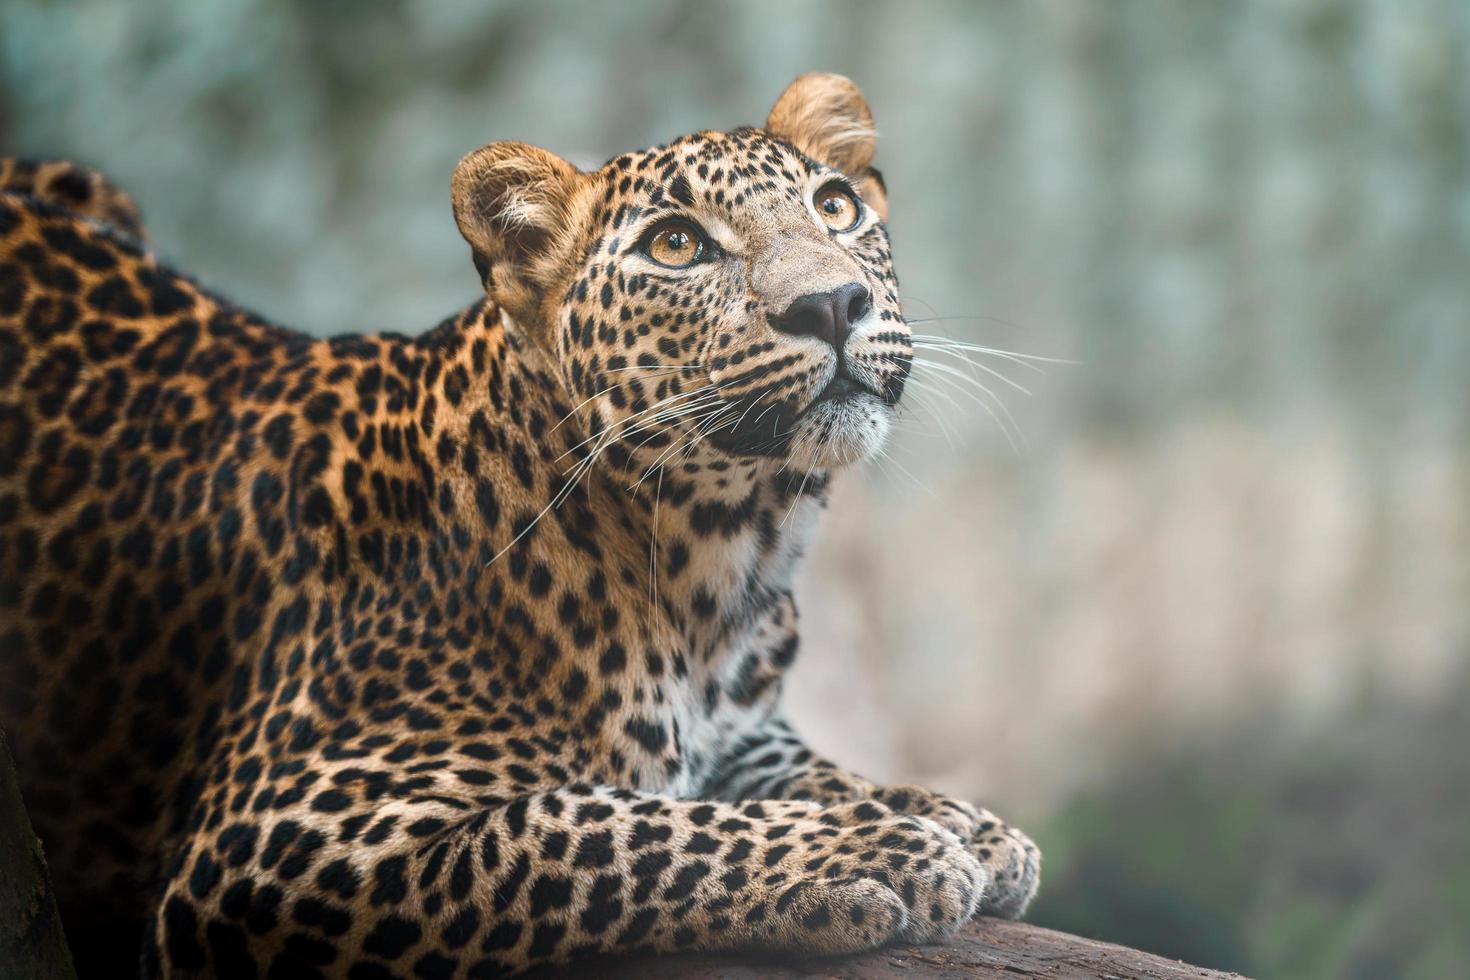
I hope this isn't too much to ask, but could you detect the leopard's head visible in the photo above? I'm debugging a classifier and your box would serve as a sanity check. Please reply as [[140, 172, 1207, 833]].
[[452, 73, 909, 474]]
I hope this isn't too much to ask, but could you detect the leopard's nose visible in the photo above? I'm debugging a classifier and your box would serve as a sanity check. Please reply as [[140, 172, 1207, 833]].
[[767, 282, 870, 351]]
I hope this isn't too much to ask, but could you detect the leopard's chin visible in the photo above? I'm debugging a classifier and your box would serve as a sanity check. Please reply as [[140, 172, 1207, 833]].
[[784, 390, 892, 470]]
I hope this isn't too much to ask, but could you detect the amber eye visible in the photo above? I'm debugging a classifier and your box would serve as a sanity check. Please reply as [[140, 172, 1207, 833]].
[[814, 183, 862, 232], [643, 220, 705, 268]]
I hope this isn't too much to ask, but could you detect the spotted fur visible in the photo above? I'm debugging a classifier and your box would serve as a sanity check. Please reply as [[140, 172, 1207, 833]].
[[0, 74, 1038, 978]]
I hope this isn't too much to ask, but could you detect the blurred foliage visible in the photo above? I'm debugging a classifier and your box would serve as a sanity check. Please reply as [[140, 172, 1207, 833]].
[[3, 1, 1469, 976], [1033, 677, 1470, 978]]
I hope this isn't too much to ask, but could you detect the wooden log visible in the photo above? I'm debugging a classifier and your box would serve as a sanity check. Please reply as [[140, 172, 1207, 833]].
[[0, 728, 77, 980], [528, 917, 1250, 979]]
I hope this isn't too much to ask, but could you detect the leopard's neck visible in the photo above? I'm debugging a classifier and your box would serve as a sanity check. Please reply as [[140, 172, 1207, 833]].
[[418, 299, 830, 659]]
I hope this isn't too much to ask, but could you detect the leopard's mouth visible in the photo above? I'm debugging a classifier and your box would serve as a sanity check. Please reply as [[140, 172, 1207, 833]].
[[703, 391, 802, 457], [809, 371, 879, 406], [701, 369, 891, 462]]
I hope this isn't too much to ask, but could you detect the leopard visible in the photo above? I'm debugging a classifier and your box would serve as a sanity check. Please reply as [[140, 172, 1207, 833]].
[[0, 74, 1040, 978]]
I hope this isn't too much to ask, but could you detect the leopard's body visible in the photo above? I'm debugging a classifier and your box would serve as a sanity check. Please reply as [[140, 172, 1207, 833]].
[[0, 77, 1039, 978]]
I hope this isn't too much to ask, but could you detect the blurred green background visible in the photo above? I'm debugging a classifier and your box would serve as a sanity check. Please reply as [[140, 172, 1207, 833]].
[[3, 1, 1468, 976]]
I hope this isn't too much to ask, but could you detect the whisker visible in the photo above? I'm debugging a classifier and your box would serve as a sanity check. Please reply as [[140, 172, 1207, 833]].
[[893, 386, 959, 449], [908, 333, 1076, 366], [550, 378, 631, 435], [906, 367, 1023, 451], [625, 403, 727, 477], [484, 415, 621, 568], [902, 311, 1033, 331], [779, 463, 817, 528], [913, 351, 1032, 396], [910, 340, 1048, 381], [554, 384, 721, 461], [648, 465, 664, 633], [871, 445, 939, 500], [632, 404, 737, 490], [614, 395, 730, 455], [600, 364, 701, 373]]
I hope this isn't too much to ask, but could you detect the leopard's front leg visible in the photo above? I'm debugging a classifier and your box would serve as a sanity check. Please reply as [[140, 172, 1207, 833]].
[[706, 715, 1041, 918], [149, 781, 988, 976]]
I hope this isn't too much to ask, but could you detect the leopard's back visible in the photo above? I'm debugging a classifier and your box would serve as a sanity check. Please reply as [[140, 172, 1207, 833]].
[[0, 159, 307, 967], [0, 158, 149, 242]]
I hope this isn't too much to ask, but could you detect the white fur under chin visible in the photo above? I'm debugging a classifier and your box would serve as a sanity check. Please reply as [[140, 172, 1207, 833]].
[[785, 394, 893, 471]]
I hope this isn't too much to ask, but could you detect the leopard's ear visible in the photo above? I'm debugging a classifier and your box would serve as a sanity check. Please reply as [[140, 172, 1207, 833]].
[[452, 141, 582, 318], [766, 73, 887, 218]]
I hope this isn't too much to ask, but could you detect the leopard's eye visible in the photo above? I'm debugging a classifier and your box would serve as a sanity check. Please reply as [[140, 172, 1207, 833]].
[[643, 220, 705, 268], [814, 183, 862, 233]]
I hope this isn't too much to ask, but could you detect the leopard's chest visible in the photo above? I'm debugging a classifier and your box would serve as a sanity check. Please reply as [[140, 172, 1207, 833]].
[[601, 481, 819, 796], [632, 606, 794, 798]]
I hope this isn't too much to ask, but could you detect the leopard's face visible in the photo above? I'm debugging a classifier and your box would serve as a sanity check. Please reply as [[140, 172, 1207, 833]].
[[557, 129, 909, 471], [453, 74, 909, 474]]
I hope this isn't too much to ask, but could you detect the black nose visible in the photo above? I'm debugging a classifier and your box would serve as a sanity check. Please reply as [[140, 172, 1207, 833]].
[[768, 282, 871, 350]]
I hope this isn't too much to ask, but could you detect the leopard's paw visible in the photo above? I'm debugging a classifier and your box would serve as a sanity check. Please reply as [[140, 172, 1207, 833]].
[[866, 788, 1041, 919], [768, 876, 910, 955], [969, 811, 1041, 918], [827, 805, 987, 944]]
